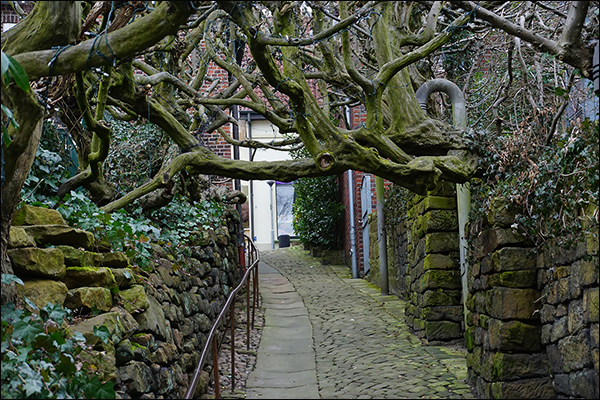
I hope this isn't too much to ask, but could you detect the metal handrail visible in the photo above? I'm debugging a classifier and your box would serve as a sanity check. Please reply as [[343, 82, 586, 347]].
[[184, 234, 260, 399]]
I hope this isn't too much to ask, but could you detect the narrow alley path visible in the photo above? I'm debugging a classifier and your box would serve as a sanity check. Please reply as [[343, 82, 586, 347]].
[[246, 246, 475, 399]]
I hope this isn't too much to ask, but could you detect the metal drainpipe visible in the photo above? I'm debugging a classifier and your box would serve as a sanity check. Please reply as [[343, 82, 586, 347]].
[[376, 176, 389, 295], [593, 41, 599, 96], [247, 113, 255, 242], [229, 34, 244, 268], [415, 79, 470, 329], [232, 104, 245, 266], [345, 106, 358, 279]]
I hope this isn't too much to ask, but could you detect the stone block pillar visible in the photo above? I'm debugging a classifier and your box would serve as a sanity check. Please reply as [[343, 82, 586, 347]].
[[403, 182, 463, 344]]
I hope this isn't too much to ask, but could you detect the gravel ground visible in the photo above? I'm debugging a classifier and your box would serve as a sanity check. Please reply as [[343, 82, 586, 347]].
[[203, 292, 265, 399]]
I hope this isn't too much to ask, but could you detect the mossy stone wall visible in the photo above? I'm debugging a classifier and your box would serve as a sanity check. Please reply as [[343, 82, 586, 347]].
[[8, 205, 242, 399], [465, 197, 600, 399], [537, 228, 599, 399], [371, 181, 463, 344]]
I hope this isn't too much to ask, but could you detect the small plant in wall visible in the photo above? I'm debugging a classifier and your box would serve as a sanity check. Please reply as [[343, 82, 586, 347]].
[[1, 274, 115, 399]]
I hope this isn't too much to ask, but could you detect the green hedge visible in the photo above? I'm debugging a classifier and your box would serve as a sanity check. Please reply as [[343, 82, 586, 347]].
[[292, 175, 344, 249]]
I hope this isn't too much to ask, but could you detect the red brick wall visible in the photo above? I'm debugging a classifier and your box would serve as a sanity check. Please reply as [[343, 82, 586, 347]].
[[338, 105, 392, 275], [340, 170, 370, 275], [1, 2, 34, 31]]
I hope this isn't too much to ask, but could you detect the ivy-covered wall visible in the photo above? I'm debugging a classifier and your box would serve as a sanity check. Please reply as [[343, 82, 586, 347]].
[[7, 205, 242, 399]]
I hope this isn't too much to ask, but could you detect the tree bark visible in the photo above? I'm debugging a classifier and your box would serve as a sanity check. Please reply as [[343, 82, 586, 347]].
[[1, 82, 44, 305], [1, 1, 81, 56]]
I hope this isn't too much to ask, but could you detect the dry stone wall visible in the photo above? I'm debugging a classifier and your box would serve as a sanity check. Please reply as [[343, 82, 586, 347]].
[[403, 183, 463, 344], [367, 183, 598, 399], [537, 228, 599, 398], [466, 197, 599, 399], [465, 196, 553, 398], [7, 204, 242, 399]]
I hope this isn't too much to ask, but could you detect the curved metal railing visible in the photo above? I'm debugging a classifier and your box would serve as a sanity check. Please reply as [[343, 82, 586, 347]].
[[184, 234, 260, 399]]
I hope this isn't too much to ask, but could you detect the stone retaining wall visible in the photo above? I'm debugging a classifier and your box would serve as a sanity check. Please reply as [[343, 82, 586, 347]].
[[465, 197, 599, 399], [465, 196, 552, 398], [8, 205, 242, 399], [537, 229, 599, 398], [404, 183, 463, 344], [364, 184, 598, 398]]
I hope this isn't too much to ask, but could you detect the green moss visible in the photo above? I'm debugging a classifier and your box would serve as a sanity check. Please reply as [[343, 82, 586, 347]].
[[479, 314, 490, 329], [65, 266, 117, 288], [492, 352, 503, 381], [491, 382, 502, 399], [131, 342, 148, 351], [106, 267, 117, 286], [66, 265, 99, 272], [506, 323, 529, 343], [465, 326, 476, 351]]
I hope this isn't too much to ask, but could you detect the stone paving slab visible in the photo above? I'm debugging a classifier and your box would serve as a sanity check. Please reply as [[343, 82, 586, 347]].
[[261, 325, 313, 340], [253, 351, 316, 373], [265, 308, 309, 318], [246, 384, 320, 399], [260, 297, 305, 308], [246, 370, 319, 388], [260, 338, 314, 354], [263, 315, 311, 328], [245, 260, 319, 399]]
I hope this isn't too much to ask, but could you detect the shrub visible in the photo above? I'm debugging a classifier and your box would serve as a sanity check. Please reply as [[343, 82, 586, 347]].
[[56, 191, 226, 271], [292, 175, 344, 249], [57, 191, 159, 271], [104, 118, 168, 198], [147, 193, 225, 261], [20, 120, 77, 206], [468, 117, 599, 247]]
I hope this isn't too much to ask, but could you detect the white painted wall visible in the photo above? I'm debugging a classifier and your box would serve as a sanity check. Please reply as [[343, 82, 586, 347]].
[[239, 119, 295, 251], [2, 23, 16, 32]]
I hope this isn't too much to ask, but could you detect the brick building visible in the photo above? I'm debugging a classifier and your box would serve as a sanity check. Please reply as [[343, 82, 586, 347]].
[[1, 1, 33, 32]]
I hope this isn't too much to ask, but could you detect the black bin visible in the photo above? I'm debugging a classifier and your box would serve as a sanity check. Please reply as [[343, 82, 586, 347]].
[[278, 234, 290, 248]]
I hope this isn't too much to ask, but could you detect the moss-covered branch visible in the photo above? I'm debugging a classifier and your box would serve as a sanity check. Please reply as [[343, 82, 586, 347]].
[[340, 1, 373, 92], [56, 71, 114, 200], [1, 1, 80, 56], [242, 1, 376, 47], [377, 12, 471, 87], [12, 2, 193, 80], [216, 127, 303, 151], [1, 81, 44, 214]]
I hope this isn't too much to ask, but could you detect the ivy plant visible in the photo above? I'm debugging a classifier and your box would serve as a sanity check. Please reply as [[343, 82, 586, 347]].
[[1, 275, 115, 399]]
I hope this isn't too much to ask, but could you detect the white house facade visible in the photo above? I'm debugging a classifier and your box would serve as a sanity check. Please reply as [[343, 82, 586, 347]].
[[239, 111, 296, 251]]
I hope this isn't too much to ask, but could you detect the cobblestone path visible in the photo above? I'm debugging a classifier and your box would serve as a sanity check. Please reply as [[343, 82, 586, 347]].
[[255, 246, 475, 399]]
